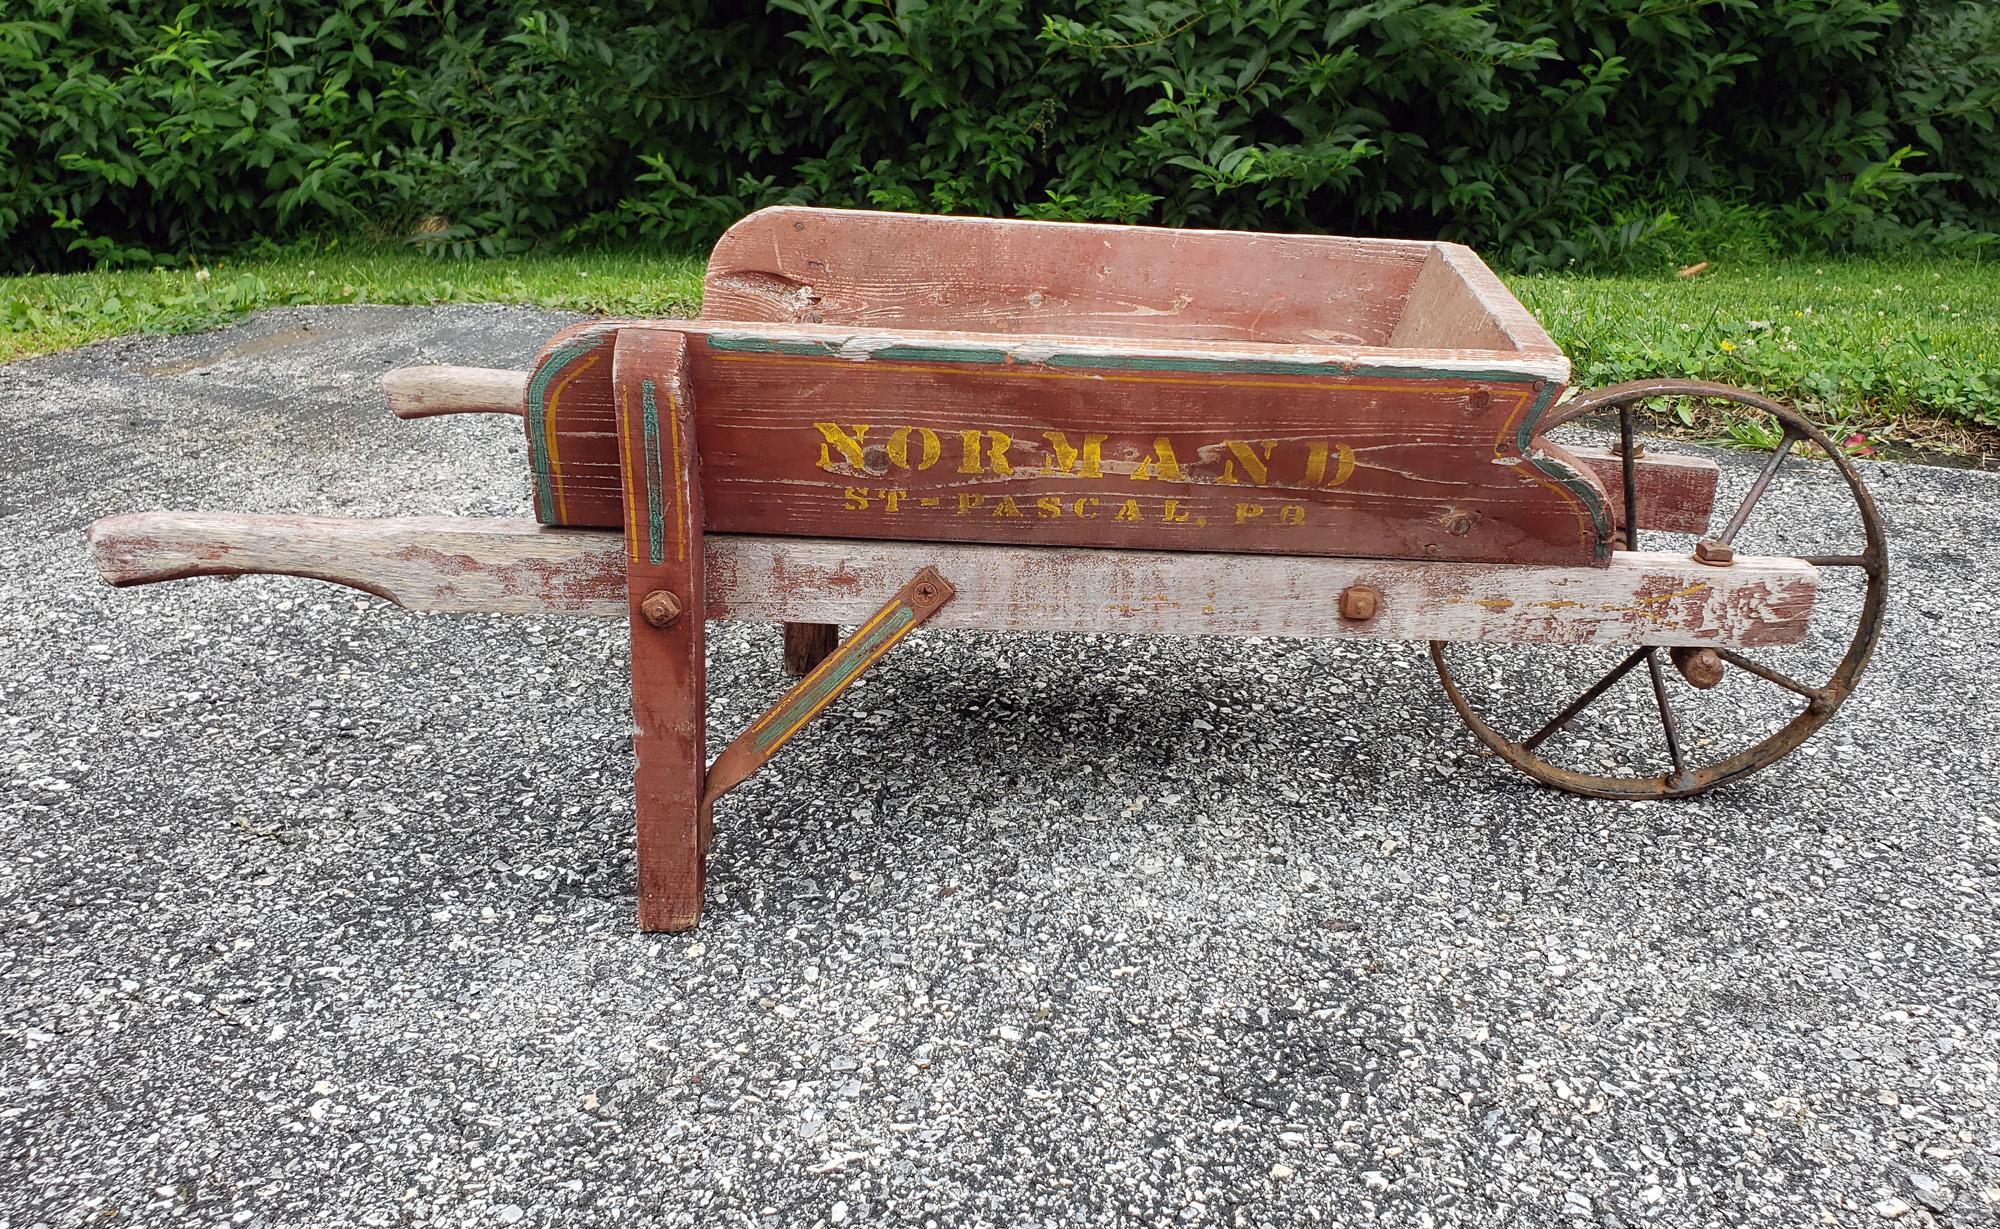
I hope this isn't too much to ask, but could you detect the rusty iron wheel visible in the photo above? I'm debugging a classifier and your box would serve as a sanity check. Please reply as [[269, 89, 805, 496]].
[[1429, 379, 1889, 799]]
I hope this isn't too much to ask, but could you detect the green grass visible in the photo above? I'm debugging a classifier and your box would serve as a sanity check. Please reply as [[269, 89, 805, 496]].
[[4, 242, 1996, 451], [0, 242, 709, 364], [1511, 258, 2000, 449]]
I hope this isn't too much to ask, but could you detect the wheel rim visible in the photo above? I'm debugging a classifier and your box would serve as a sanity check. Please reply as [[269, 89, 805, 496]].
[[1431, 379, 1889, 799]]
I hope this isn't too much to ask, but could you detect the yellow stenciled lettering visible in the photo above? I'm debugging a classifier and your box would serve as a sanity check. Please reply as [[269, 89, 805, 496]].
[[1035, 496, 1063, 519], [1278, 505, 1306, 525], [1113, 499, 1141, 522], [1219, 439, 1277, 486], [1305, 441, 1357, 488], [991, 496, 1024, 518], [814, 423, 871, 472], [1130, 437, 1184, 482], [1161, 500, 1191, 524], [1040, 431, 1106, 479], [886, 426, 942, 472], [957, 493, 987, 515], [842, 487, 871, 511], [1073, 497, 1100, 519], [957, 429, 1015, 476], [879, 489, 907, 513], [1235, 503, 1265, 523]]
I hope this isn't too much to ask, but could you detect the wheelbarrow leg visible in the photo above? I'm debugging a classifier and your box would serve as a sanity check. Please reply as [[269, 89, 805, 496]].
[[782, 622, 840, 676], [612, 330, 709, 932]]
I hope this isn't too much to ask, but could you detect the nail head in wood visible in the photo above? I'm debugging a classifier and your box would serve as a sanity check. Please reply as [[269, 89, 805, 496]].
[[640, 589, 683, 627], [1339, 584, 1381, 622]]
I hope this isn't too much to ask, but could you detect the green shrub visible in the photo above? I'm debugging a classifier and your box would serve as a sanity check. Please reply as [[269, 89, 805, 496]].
[[3, 0, 1997, 273]]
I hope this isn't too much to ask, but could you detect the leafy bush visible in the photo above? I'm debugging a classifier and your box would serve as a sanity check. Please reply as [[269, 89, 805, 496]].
[[3, 0, 1997, 273]]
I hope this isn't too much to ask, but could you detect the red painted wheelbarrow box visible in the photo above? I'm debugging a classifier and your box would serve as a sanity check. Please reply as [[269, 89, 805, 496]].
[[87, 209, 1887, 930]]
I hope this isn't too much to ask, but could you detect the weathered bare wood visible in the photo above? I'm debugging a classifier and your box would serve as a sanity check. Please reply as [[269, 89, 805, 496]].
[[87, 513, 1816, 649], [383, 365, 528, 418], [1385, 246, 1515, 352]]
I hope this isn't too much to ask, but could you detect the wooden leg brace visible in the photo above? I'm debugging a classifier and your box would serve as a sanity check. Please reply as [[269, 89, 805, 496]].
[[613, 330, 709, 932]]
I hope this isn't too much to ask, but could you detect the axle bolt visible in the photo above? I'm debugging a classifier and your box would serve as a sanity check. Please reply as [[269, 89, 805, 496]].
[[1339, 584, 1381, 622], [640, 590, 683, 627], [1693, 539, 1735, 567]]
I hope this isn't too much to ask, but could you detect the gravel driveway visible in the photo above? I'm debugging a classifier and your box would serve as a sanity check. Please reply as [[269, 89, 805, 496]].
[[1, 306, 1995, 1227]]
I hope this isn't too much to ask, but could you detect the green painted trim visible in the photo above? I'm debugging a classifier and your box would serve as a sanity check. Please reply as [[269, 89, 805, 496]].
[[524, 333, 605, 525], [640, 379, 665, 566], [708, 334, 1007, 364], [754, 604, 916, 753], [705, 331, 1545, 383], [1514, 382, 1614, 562]]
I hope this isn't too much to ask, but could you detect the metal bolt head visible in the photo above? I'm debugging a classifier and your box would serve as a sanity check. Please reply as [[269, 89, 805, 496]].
[[1339, 584, 1381, 622], [1693, 539, 1735, 566], [912, 581, 939, 606], [640, 589, 682, 627]]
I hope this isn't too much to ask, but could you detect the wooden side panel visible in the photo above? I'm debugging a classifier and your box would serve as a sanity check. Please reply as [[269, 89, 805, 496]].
[[683, 328, 1604, 566], [523, 321, 1606, 566], [611, 330, 710, 933], [1570, 447, 1719, 536], [1387, 247, 1514, 351], [86, 515, 1819, 650], [701, 207, 1435, 346], [524, 320, 624, 526]]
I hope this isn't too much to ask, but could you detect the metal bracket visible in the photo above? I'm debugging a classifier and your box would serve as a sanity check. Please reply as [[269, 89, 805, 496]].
[[701, 566, 955, 811]]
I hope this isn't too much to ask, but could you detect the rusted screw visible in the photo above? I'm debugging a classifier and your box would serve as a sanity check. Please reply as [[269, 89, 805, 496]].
[[1693, 538, 1735, 567], [912, 581, 939, 606], [1464, 389, 1492, 415], [640, 589, 682, 627], [1339, 584, 1381, 622]]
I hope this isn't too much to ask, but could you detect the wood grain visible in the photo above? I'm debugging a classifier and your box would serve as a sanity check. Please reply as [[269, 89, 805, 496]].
[[783, 622, 841, 676], [1568, 446, 1718, 535], [87, 513, 1816, 649], [611, 330, 709, 933], [704, 206, 1443, 347], [383, 365, 528, 419], [512, 209, 1593, 562], [511, 318, 1602, 566]]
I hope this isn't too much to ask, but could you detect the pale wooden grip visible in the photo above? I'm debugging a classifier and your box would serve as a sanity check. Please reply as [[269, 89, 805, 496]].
[[382, 365, 529, 419], [84, 511, 618, 613]]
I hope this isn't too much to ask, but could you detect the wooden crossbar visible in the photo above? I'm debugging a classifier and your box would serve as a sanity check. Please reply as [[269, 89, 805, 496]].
[[88, 512, 1815, 650]]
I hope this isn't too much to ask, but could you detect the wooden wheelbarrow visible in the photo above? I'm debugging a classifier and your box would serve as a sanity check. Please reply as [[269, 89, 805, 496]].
[[87, 208, 1886, 930]]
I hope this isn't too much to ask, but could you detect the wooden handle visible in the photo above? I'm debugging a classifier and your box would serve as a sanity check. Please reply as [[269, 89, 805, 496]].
[[84, 511, 620, 614], [382, 365, 528, 419]]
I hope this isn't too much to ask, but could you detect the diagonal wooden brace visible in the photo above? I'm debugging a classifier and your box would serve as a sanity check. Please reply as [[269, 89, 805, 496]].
[[704, 567, 955, 811]]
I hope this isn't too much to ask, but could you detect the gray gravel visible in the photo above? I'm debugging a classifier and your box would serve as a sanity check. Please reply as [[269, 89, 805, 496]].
[[2, 305, 1996, 1228]]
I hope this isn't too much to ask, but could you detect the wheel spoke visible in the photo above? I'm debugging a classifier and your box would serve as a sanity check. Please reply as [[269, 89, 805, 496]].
[[1618, 407, 1640, 551], [1802, 554, 1870, 567], [1521, 648, 1649, 751], [1712, 648, 1823, 702], [1644, 649, 1687, 778], [1717, 430, 1797, 545]]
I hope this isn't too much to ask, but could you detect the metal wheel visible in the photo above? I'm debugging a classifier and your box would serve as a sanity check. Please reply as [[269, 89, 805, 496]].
[[1430, 379, 1888, 799]]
